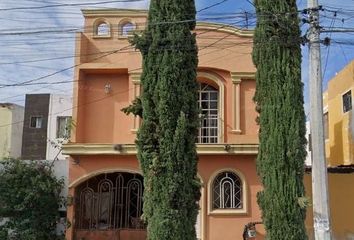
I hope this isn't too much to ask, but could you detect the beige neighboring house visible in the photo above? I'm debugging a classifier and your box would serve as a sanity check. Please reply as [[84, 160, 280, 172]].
[[0, 103, 24, 159]]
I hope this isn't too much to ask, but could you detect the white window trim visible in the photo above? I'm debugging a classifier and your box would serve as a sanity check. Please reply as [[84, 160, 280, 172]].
[[207, 168, 248, 215], [197, 71, 225, 143]]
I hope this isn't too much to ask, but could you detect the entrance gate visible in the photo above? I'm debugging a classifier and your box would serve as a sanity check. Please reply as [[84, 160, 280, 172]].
[[74, 172, 146, 240]]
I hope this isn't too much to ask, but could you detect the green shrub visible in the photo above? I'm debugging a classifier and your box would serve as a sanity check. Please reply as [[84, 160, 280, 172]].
[[0, 159, 64, 240]]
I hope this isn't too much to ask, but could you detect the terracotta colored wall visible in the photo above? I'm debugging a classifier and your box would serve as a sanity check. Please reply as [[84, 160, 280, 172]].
[[67, 155, 264, 240], [198, 155, 265, 240], [70, 11, 258, 145], [75, 72, 135, 143]]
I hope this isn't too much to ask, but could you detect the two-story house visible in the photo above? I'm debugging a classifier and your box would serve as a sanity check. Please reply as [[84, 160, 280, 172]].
[[62, 9, 264, 240]]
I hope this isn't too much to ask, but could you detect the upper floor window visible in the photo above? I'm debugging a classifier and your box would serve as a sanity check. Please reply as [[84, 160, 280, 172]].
[[212, 171, 242, 210], [94, 19, 111, 37], [343, 90, 352, 113], [121, 22, 135, 36], [97, 23, 110, 36], [57, 116, 72, 139], [30, 116, 43, 128], [197, 83, 218, 143]]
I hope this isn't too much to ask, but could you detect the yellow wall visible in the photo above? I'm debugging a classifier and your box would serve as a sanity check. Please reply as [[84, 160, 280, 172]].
[[325, 60, 354, 166], [304, 173, 354, 239], [0, 106, 12, 159]]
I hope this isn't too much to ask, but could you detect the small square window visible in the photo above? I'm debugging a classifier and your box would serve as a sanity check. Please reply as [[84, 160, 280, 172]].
[[343, 90, 352, 113], [30, 116, 43, 128], [57, 116, 72, 139]]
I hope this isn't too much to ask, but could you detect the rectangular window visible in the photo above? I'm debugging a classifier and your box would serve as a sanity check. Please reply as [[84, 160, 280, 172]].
[[323, 112, 329, 140], [343, 90, 352, 113], [197, 83, 219, 144], [30, 116, 43, 128], [57, 116, 72, 139]]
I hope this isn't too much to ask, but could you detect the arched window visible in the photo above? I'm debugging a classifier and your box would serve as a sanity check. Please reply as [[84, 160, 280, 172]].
[[212, 171, 242, 210], [198, 83, 219, 143], [95, 22, 110, 36], [93, 18, 111, 37], [122, 22, 135, 36]]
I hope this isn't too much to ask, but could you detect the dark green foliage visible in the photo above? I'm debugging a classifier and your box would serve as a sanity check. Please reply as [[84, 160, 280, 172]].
[[121, 97, 143, 118], [253, 1, 308, 239], [0, 159, 64, 240], [130, 1, 201, 239]]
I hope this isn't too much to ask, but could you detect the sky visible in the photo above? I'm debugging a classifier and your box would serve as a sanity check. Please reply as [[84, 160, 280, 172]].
[[1, 0, 354, 115]]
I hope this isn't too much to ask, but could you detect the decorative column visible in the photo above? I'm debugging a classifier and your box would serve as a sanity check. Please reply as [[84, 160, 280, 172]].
[[130, 72, 141, 133], [231, 72, 255, 134]]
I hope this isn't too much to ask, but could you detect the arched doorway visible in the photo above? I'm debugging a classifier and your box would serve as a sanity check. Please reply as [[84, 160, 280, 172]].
[[74, 172, 146, 240]]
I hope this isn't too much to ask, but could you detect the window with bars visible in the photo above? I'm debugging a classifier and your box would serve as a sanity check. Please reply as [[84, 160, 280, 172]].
[[197, 83, 218, 143], [212, 171, 242, 210], [343, 90, 352, 113]]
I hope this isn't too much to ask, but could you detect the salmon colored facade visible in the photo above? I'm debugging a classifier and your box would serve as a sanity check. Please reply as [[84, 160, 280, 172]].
[[63, 9, 265, 240]]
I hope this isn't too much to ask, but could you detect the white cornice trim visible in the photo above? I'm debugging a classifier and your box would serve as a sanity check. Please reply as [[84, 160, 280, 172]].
[[231, 72, 256, 81], [82, 9, 148, 17], [62, 143, 258, 155]]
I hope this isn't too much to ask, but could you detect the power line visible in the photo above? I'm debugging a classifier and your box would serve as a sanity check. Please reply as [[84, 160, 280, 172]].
[[0, 0, 144, 11], [0, 44, 133, 88], [0, 17, 252, 88]]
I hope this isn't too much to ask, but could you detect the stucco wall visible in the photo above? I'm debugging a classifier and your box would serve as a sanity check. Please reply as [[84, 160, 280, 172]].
[[0, 106, 12, 159], [325, 60, 354, 166], [66, 154, 265, 240], [0, 104, 24, 159], [10, 105, 24, 158], [305, 173, 354, 239], [21, 94, 50, 160]]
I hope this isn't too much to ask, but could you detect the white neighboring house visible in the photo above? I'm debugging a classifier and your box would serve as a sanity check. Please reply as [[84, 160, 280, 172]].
[[46, 95, 72, 213], [0, 103, 24, 159], [46, 94, 73, 161]]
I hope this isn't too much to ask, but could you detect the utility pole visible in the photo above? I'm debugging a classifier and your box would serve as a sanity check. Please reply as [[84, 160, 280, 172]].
[[308, 0, 332, 239]]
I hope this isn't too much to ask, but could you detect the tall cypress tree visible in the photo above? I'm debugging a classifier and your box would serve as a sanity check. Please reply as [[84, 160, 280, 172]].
[[131, 1, 200, 239], [252, 1, 308, 239]]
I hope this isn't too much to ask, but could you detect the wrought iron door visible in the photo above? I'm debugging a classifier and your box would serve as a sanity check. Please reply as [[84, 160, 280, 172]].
[[75, 172, 144, 231]]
